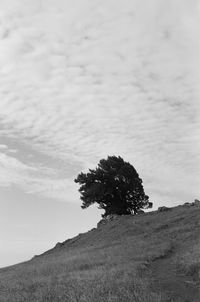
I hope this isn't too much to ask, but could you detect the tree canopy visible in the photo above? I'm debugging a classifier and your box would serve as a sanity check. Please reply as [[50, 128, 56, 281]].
[[74, 155, 152, 218]]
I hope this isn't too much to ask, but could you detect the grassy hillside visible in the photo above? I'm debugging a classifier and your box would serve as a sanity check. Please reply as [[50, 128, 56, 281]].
[[0, 204, 200, 302]]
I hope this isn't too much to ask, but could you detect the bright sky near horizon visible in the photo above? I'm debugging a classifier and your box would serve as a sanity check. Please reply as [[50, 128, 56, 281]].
[[0, 0, 199, 267]]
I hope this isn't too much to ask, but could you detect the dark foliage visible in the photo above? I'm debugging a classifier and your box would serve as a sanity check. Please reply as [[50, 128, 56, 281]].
[[74, 155, 152, 217]]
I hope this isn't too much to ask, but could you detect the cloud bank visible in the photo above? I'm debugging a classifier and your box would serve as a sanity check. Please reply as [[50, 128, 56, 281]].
[[0, 0, 199, 204]]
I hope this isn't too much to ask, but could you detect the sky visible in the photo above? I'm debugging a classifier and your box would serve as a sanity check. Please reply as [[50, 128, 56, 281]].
[[0, 0, 199, 267]]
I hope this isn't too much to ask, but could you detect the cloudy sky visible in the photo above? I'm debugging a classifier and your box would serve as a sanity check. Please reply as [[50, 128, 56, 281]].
[[0, 0, 199, 267]]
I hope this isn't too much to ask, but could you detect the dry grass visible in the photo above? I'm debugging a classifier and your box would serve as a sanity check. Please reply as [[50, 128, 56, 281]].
[[175, 239, 200, 279], [0, 204, 199, 301], [0, 269, 166, 302], [0, 245, 167, 302]]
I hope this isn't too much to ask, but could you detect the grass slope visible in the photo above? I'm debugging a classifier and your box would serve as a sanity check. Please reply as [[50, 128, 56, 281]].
[[0, 204, 200, 302]]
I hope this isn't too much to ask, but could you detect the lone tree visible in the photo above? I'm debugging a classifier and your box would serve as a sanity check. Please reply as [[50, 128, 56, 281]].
[[74, 155, 152, 218]]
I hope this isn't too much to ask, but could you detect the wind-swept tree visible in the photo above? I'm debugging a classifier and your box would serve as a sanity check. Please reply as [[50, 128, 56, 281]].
[[74, 155, 152, 218]]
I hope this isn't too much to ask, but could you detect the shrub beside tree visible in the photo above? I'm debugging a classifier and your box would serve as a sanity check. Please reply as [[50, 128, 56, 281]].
[[74, 155, 152, 218]]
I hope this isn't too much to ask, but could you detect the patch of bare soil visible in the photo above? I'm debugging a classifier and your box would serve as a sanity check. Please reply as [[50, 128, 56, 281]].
[[150, 256, 200, 302]]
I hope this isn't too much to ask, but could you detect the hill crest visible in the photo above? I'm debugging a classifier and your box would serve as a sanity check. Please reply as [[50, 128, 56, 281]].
[[0, 202, 200, 302]]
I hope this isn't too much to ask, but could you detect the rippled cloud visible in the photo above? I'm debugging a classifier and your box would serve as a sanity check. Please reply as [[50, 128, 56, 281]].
[[0, 0, 199, 204]]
